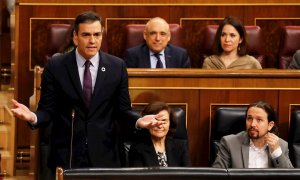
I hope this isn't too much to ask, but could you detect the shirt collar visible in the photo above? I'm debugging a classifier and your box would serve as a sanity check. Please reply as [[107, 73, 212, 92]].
[[75, 48, 99, 67], [150, 49, 165, 56], [249, 139, 268, 151]]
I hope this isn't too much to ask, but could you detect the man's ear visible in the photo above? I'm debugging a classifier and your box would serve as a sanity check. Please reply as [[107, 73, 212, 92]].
[[143, 31, 147, 40], [268, 121, 274, 131], [168, 31, 171, 42], [73, 31, 78, 46]]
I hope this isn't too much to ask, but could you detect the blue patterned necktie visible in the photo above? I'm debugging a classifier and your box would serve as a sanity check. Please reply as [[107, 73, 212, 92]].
[[154, 53, 163, 68], [83, 60, 92, 108]]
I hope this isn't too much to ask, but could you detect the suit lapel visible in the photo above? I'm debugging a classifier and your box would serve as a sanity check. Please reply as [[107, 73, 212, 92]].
[[65, 51, 84, 102], [241, 134, 250, 168], [143, 142, 159, 166], [165, 139, 175, 166], [164, 45, 172, 68], [142, 44, 151, 68], [88, 51, 106, 114], [241, 144, 249, 168]]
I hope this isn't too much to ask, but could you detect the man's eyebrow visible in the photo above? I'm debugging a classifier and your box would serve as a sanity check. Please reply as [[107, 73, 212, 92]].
[[80, 32, 102, 35], [81, 32, 91, 35]]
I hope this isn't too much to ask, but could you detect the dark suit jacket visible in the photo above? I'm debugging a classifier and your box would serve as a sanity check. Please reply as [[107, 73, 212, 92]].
[[212, 131, 294, 168], [34, 49, 138, 170], [128, 137, 191, 167], [124, 43, 191, 68]]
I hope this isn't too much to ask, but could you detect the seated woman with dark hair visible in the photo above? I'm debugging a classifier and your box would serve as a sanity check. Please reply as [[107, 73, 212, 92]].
[[202, 16, 262, 69], [129, 101, 191, 167]]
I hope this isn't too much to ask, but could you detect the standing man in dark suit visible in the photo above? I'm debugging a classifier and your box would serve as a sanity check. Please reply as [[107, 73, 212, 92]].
[[124, 17, 191, 68], [11, 11, 163, 172]]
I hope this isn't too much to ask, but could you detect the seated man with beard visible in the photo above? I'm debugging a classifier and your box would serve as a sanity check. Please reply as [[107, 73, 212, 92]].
[[212, 101, 293, 168]]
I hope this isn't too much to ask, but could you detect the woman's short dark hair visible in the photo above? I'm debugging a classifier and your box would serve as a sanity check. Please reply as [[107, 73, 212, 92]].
[[142, 101, 177, 137], [246, 101, 279, 135], [74, 11, 103, 34], [213, 16, 249, 56]]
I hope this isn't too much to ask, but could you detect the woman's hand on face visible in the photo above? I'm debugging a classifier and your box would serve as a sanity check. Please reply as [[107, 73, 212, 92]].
[[136, 114, 165, 129]]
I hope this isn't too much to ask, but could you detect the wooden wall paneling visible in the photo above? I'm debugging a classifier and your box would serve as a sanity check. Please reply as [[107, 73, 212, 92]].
[[16, 0, 300, 4], [256, 18, 300, 68], [278, 91, 300, 140], [0, 1, 11, 89], [0, 0, 4, 34], [128, 69, 300, 89], [17, 6, 33, 148]]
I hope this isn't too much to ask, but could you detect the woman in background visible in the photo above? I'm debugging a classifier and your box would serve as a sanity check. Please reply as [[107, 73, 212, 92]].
[[129, 101, 191, 167], [202, 16, 262, 69]]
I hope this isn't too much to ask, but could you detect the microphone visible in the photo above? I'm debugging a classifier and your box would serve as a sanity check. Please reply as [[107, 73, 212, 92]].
[[69, 108, 75, 168], [72, 109, 75, 120]]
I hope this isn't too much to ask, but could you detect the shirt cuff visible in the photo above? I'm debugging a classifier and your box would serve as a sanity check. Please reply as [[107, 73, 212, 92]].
[[135, 118, 141, 130], [271, 147, 282, 159], [30, 112, 38, 125]]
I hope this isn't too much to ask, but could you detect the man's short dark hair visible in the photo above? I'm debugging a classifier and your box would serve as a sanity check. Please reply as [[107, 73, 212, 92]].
[[74, 11, 102, 34]]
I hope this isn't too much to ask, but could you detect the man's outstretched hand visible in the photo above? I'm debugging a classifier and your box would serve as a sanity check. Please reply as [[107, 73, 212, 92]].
[[11, 99, 35, 123]]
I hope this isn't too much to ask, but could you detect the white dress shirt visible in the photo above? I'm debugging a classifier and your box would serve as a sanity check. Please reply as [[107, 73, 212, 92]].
[[150, 50, 166, 68], [248, 139, 282, 168]]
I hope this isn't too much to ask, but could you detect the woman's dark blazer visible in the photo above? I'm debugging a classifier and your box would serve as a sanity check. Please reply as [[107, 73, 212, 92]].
[[128, 137, 191, 167]]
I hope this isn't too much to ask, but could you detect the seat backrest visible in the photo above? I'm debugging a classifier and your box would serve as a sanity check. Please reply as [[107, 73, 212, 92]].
[[246, 26, 267, 68], [199, 25, 267, 68], [45, 23, 108, 63], [122, 24, 184, 57], [200, 25, 218, 62], [45, 24, 72, 62], [288, 110, 300, 167], [277, 26, 300, 69], [210, 107, 246, 165]]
